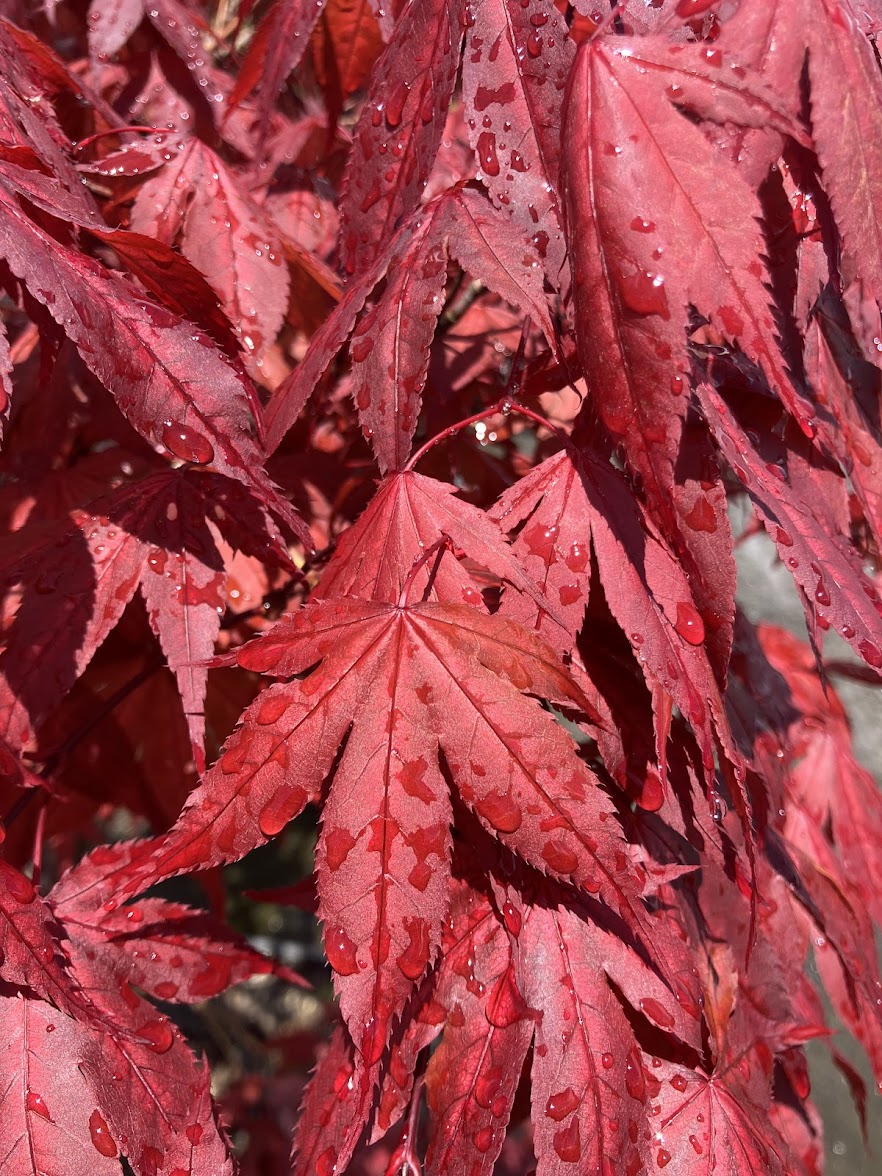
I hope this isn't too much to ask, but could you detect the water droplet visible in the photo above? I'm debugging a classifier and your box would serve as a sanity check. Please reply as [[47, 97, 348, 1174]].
[[396, 917, 430, 979], [26, 1090, 51, 1120], [526, 30, 544, 57], [640, 998, 675, 1029], [670, 1073, 688, 1092], [625, 1047, 646, 1100], [161, 421, 214, 465], [657, 1148, 672, 1168], [476, 131, 500, 176], [475, 1067, 502, 1107], [137, 1017, 174, 1054], [542, 840, 578, 875], [601, 1052, 615, 1069], [674, 601, 705, 645], [350, 335, 374, 362], [258, 784, 307, 837], [0, 861, 35, 903], [475, 790, 522, 833], [326, 926, 360, 975], [501, 900, 522, 937], [859, 639, 882, 668], [89, 1110, 117, 1157], [619, 271, 669, 319], [546, 1087, 579, 1120], [553, 1118, 582, 1162]]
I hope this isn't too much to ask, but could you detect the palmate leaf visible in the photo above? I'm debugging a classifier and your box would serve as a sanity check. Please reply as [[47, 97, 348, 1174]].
[[265, 188, 553, 466], [3, 1, 882, 1172], [460, 0, 573, 288], [52, 594, 694, 1086], [0, 186, 307, 542], [131, 139, 290, 362], [562, 33, 815, 549], [0, 992, 233, 1176], [698, 383, 882, 671], [717, 0, 882, 307], [0, 468, 292, 766], [338, 0, 465, 274], [491, 445, 739, 799]]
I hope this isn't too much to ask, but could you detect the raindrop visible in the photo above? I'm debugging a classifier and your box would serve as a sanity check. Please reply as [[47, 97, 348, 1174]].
[[325, 926, 360, 975], [161, 421, 214, 465], [89, 1110, 117, 1158]]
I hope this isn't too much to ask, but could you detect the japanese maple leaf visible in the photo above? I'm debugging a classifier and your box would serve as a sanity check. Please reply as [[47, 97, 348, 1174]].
[[58, 597, 665, 1076], [0, 185, 306, 539], [697, 383, 882, 672], [315, 468, 566, 615], [226, 0, 327, 129], [131, 139, 289, 362], [461, 0, 574, 288], [338, 0, 465, 274], [86, 0, 144, 60], [312, 0, 384, 102], [0, 992, 232, 1176], [0, 860, 259, 1174], [805, 314, 882, 548], [61, 896, 306, 1005], [423, 890, 533, 1176], [761, 625, 882, 925], [491, 445, 734, 787], [562, 34, 814, 549], [265, 188, 554, 467], [515, 900, 660, 1176], [0, 468, 292, 767], [0, 860, 110, 1032], [717, 0, 882, 308], [649, 1048, 799, 1174]]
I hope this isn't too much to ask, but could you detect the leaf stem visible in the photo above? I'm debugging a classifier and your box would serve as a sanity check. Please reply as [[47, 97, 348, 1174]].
[[398, 535, 456, 607], [73, 126, 166, 152]]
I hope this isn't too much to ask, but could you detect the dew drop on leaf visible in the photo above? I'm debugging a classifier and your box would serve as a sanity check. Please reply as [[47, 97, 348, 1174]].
[[619, 271, 670, 319], [545, 1087, 579, 1121], [552, 1118, 582, 1162], [541, 841, 579, 875], [137, 1017, 174, 1054], [601, 1051, 615, 1069], [476, 131, 500, 176], [0, 861, 35, 903], [625, 1047, 646, 1100], [475, 1067, 502, 1108], [501, 900, 521, 937], [859, 640, 882, 668], [473, 1125, 495, 1152], [674, 601, 705, 645], [396, 917, 430, 979], [640, 998, 675, 1029], [325, 926, 360, 975], [474, 790, 522, 833], [26, 1090, 51, 1120], [89, 1110, 117, 1158], [161, 420, 214, 464], [257, 784, 306, 837]]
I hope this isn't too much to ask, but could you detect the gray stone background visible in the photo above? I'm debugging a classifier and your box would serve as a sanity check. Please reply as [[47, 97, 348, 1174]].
[[736, 531, 882, 1173]]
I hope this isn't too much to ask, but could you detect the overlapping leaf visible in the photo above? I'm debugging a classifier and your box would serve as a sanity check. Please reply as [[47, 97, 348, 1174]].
[[266, 188, 553, 462], [562, 34, 814, 549], [131, 140, 290, 361], [0, 468, 292, 765]]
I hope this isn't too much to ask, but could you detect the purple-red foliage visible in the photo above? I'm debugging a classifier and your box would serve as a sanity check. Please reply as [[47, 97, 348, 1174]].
[[1, 0, 881, 1172]]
